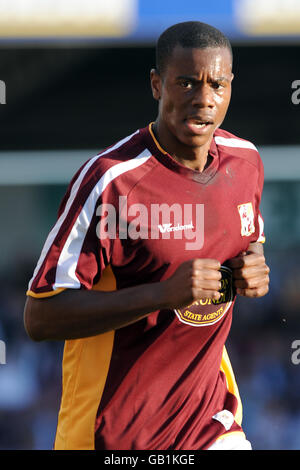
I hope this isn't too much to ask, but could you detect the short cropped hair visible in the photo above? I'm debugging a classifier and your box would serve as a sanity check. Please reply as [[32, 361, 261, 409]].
[[156, 21, 233, 76]]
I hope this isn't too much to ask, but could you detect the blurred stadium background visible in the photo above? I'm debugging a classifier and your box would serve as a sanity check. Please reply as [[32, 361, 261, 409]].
[[0, 0, 300, 450]]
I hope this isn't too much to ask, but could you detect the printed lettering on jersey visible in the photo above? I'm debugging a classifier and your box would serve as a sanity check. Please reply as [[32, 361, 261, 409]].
[[174, 266, 234, 327], [237, 202, 255, 237]]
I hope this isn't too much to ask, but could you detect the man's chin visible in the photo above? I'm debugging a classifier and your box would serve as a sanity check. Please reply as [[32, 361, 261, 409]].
[[179, 132, 214, 149]]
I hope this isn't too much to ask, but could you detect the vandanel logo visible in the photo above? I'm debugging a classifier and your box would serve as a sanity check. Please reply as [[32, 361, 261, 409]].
[[174, 266, 234, 327], [158, 221, 194, 234]]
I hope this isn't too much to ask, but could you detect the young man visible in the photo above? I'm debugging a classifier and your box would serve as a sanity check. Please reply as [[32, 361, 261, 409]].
[[24, 22, 269, 450]]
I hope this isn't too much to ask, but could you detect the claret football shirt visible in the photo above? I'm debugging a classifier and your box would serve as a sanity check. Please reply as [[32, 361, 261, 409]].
[[27, 123, 265, 450]]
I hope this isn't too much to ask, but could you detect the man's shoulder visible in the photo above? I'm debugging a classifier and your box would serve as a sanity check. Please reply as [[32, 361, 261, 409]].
[[213, 128, 263, 173], [214, 128, 259, 153], [83, 126, 152, 175], [95, 127, 149, 164], [69, 126, 154, 196]]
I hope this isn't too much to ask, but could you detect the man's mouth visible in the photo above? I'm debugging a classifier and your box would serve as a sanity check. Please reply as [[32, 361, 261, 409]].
[[187, 117, 214, 126], [184, 118, 214, 134], [191, 122, 209, 128]]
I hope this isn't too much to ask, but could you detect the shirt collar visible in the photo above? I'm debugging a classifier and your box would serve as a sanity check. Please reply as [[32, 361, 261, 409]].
[[142, 122, 219, 184]]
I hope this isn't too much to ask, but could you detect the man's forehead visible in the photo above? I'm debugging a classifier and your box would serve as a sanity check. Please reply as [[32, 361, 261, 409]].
[[167, 45, 232, 73]]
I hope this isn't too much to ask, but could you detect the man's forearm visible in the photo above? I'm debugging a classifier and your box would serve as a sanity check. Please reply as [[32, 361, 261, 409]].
[[24, 257, 225, 342], [24, 281, 170, 342]]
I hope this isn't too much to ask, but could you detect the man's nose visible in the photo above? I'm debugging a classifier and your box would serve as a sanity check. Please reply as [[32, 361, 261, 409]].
[[192, 84, 215, 108]]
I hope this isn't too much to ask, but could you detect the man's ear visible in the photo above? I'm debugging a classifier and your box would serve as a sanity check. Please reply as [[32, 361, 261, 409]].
[[150, 68, 162, 101]]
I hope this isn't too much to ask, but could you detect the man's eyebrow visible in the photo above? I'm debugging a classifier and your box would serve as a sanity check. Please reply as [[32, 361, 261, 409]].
[[176, 75, 230, 83], [176, 75, 196, 82]]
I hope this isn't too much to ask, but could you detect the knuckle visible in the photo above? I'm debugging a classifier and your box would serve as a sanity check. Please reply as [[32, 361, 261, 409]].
[[251, 288, 259, 298], [240, 267, 247, 277], [263, 283, 269, 294], [257, 285, 268, 296]]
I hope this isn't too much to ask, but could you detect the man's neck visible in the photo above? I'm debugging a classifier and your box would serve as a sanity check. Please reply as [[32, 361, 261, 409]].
[[171, 150, 213, 172], [152, 121, 213, 172]]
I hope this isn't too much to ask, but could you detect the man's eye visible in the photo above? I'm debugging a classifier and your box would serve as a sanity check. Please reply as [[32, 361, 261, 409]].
[[180, 81, 193, 89], [212, 82, 224, 90]]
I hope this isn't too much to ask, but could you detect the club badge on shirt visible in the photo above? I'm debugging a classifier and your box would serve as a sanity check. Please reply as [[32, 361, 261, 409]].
[[237, 202, 255, 237]]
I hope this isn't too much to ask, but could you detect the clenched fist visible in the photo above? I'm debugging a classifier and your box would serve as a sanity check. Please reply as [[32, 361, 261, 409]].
[[163, 258, 222, 310], [227, 242, 270, 298]]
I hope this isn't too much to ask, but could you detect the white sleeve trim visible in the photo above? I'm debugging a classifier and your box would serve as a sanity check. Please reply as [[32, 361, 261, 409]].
[[28, 130, 139, 291], [53, 148, 152, 290], [215, 136, 258, 151]]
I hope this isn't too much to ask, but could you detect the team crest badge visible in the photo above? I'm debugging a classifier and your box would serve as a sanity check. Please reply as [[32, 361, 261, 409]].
[[237, 202, 255, 237]]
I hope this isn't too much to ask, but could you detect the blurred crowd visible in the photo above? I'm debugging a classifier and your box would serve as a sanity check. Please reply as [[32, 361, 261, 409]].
[[229, 249, 300, 450], [0, 257, 63, 450], [0, 248, 299, 450]]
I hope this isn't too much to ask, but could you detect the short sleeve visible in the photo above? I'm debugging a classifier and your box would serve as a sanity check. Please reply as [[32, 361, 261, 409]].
[[27, 155, 112, 298]]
